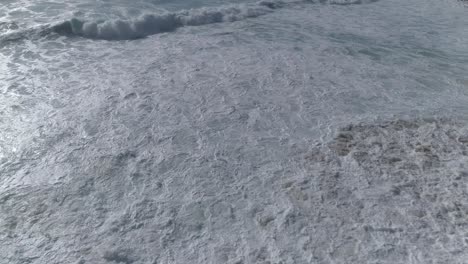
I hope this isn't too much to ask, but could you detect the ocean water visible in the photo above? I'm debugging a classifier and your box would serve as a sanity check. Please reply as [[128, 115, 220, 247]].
[[1, 0, 468, 263]]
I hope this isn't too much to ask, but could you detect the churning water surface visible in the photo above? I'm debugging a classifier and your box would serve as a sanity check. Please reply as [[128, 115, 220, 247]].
[[1, 0, 468, 263]]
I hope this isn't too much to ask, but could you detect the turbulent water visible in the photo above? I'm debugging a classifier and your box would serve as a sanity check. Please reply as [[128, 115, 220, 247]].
[[1, 0, 468, 263]]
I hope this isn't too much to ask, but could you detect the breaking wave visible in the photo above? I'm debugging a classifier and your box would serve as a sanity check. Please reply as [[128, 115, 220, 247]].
[[51, 1, 284, 40], [0, 0, 379, 43]]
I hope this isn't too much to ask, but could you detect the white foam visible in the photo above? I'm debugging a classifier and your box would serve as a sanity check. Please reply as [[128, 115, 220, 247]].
[[52, 1, 284, 40], [0, 0, 382, 43]]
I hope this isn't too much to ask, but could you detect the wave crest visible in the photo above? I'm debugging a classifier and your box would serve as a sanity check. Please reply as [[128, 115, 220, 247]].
[[52, 1, 283, 40], [0, 0, 380, 43]]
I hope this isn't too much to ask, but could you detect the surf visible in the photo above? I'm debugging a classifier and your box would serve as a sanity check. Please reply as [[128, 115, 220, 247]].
[[0, 0, 380, 44]]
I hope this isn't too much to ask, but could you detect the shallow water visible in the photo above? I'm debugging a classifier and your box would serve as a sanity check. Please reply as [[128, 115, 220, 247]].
[[1, 0, 468, 263]]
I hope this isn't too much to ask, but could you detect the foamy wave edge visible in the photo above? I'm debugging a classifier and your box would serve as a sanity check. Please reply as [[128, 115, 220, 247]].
[[0, 0, 379, 43], [51, 1, 284, 40]]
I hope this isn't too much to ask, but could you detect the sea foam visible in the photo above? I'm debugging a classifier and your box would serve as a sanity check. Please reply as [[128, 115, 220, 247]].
[[52, 1, 285, 40], [0, 0, 379, 43]]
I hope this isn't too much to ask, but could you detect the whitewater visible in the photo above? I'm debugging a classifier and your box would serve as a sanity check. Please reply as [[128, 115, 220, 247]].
[[1, 0, 468, 263]]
